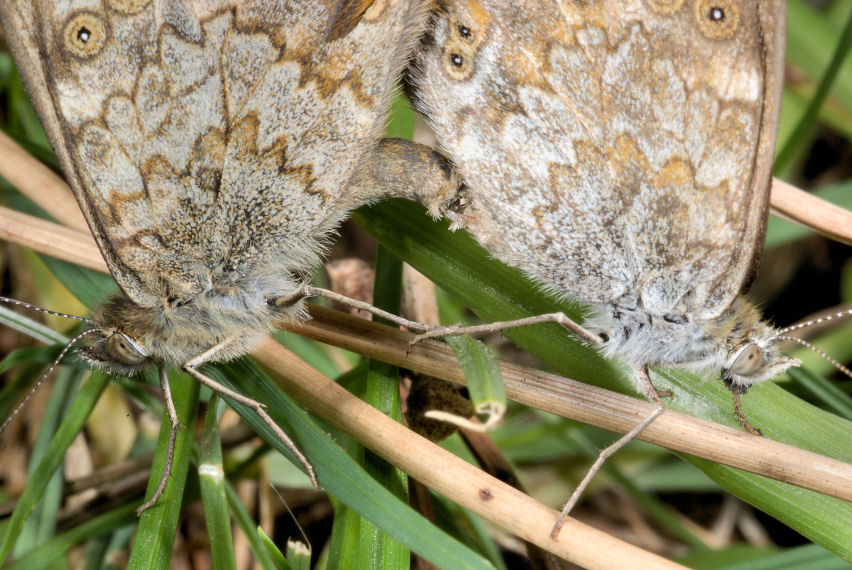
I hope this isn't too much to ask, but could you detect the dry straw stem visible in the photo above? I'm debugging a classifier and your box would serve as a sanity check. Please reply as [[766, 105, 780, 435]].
[[770, 178, 852, 246], [0, 132, 88, 232]]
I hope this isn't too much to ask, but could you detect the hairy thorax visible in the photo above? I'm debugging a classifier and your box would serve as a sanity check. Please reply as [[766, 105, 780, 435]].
[[588, 296, 798, 393], [79, 271, 306, 375]]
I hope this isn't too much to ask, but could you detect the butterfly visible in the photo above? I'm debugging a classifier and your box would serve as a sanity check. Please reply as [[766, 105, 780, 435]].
[[0, 0, 457, 512], [410, 0, 800, 416]]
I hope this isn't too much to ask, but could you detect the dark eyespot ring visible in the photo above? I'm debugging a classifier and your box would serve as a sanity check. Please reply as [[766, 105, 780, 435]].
[[62, 12, 108, 58], [695, 0, 738, 40]]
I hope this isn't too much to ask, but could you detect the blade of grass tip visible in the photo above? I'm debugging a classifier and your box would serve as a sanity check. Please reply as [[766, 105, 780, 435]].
[[212, 359, 493, 570], [224, 481, 278, 570], [0, 369, 110, 563], [127, 372, 199, 570], [359, 244, 409, 569], [2, 503, 138, 570], [285, 538, 312, 570], [775, 6, 852, 172], [443, 335, 507, 430], [198, 394, 236, 570]]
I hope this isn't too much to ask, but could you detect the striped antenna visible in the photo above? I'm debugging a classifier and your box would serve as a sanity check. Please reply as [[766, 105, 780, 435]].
[[0, 295, 94, 324], [773, 307, 852, 379]]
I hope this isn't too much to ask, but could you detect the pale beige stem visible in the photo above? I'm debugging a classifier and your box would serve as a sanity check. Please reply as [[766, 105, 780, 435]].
[[770, 178, 852, 246], [0, 131, 88, 232], [0, 205, 105, 272]]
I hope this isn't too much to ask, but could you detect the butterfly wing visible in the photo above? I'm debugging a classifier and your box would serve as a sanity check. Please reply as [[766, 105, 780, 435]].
[[1, 0, 426, 306], [414, 0, 784, 319]]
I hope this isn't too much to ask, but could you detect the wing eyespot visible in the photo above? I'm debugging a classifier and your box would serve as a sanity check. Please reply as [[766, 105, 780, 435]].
[[695, 0, 739, 40], [62, 12, 109, 59], [441, 18, 482, 81]]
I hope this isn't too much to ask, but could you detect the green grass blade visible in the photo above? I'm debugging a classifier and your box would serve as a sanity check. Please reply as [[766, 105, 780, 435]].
[[14, 367, 84, 558], [4, 505, 137, 570], [358, 245, 409, 569], [775, 6, 852, 171], [198, 394, 236, 570], [444, 335, 506, 424], [127, 372, 200, 569], [0, 305, 68, 345]]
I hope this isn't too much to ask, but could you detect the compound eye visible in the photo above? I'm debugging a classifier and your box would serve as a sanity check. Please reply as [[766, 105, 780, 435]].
[[728, 343, 765, 377], [107, 332, 147, 366]]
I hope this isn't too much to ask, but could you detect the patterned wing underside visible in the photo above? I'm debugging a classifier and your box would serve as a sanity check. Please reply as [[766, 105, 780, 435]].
[[7, 0, 421, 306], [416, 0, 783, 319]]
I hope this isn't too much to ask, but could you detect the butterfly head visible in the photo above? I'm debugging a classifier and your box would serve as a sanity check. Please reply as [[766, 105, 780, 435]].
[[78, 327, 150, 376], [721, 336, 800, 393]]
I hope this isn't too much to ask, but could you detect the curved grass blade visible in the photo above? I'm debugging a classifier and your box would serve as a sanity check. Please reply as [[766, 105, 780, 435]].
[[126, 373, 199, 570], [198, 394, 236, 570]]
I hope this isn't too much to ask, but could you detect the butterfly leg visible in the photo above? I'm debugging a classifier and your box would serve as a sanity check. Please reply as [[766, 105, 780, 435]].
[[411, 313, 602, 346], [301, 286, 437, 332], [551, 366, 665, 539], [182, 339, 318, 488], [137, 366, 182, 514], [732, 391, 762, 436]]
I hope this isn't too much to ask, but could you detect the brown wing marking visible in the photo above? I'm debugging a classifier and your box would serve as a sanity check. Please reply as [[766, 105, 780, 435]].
[[324, 0, 376, 41]]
